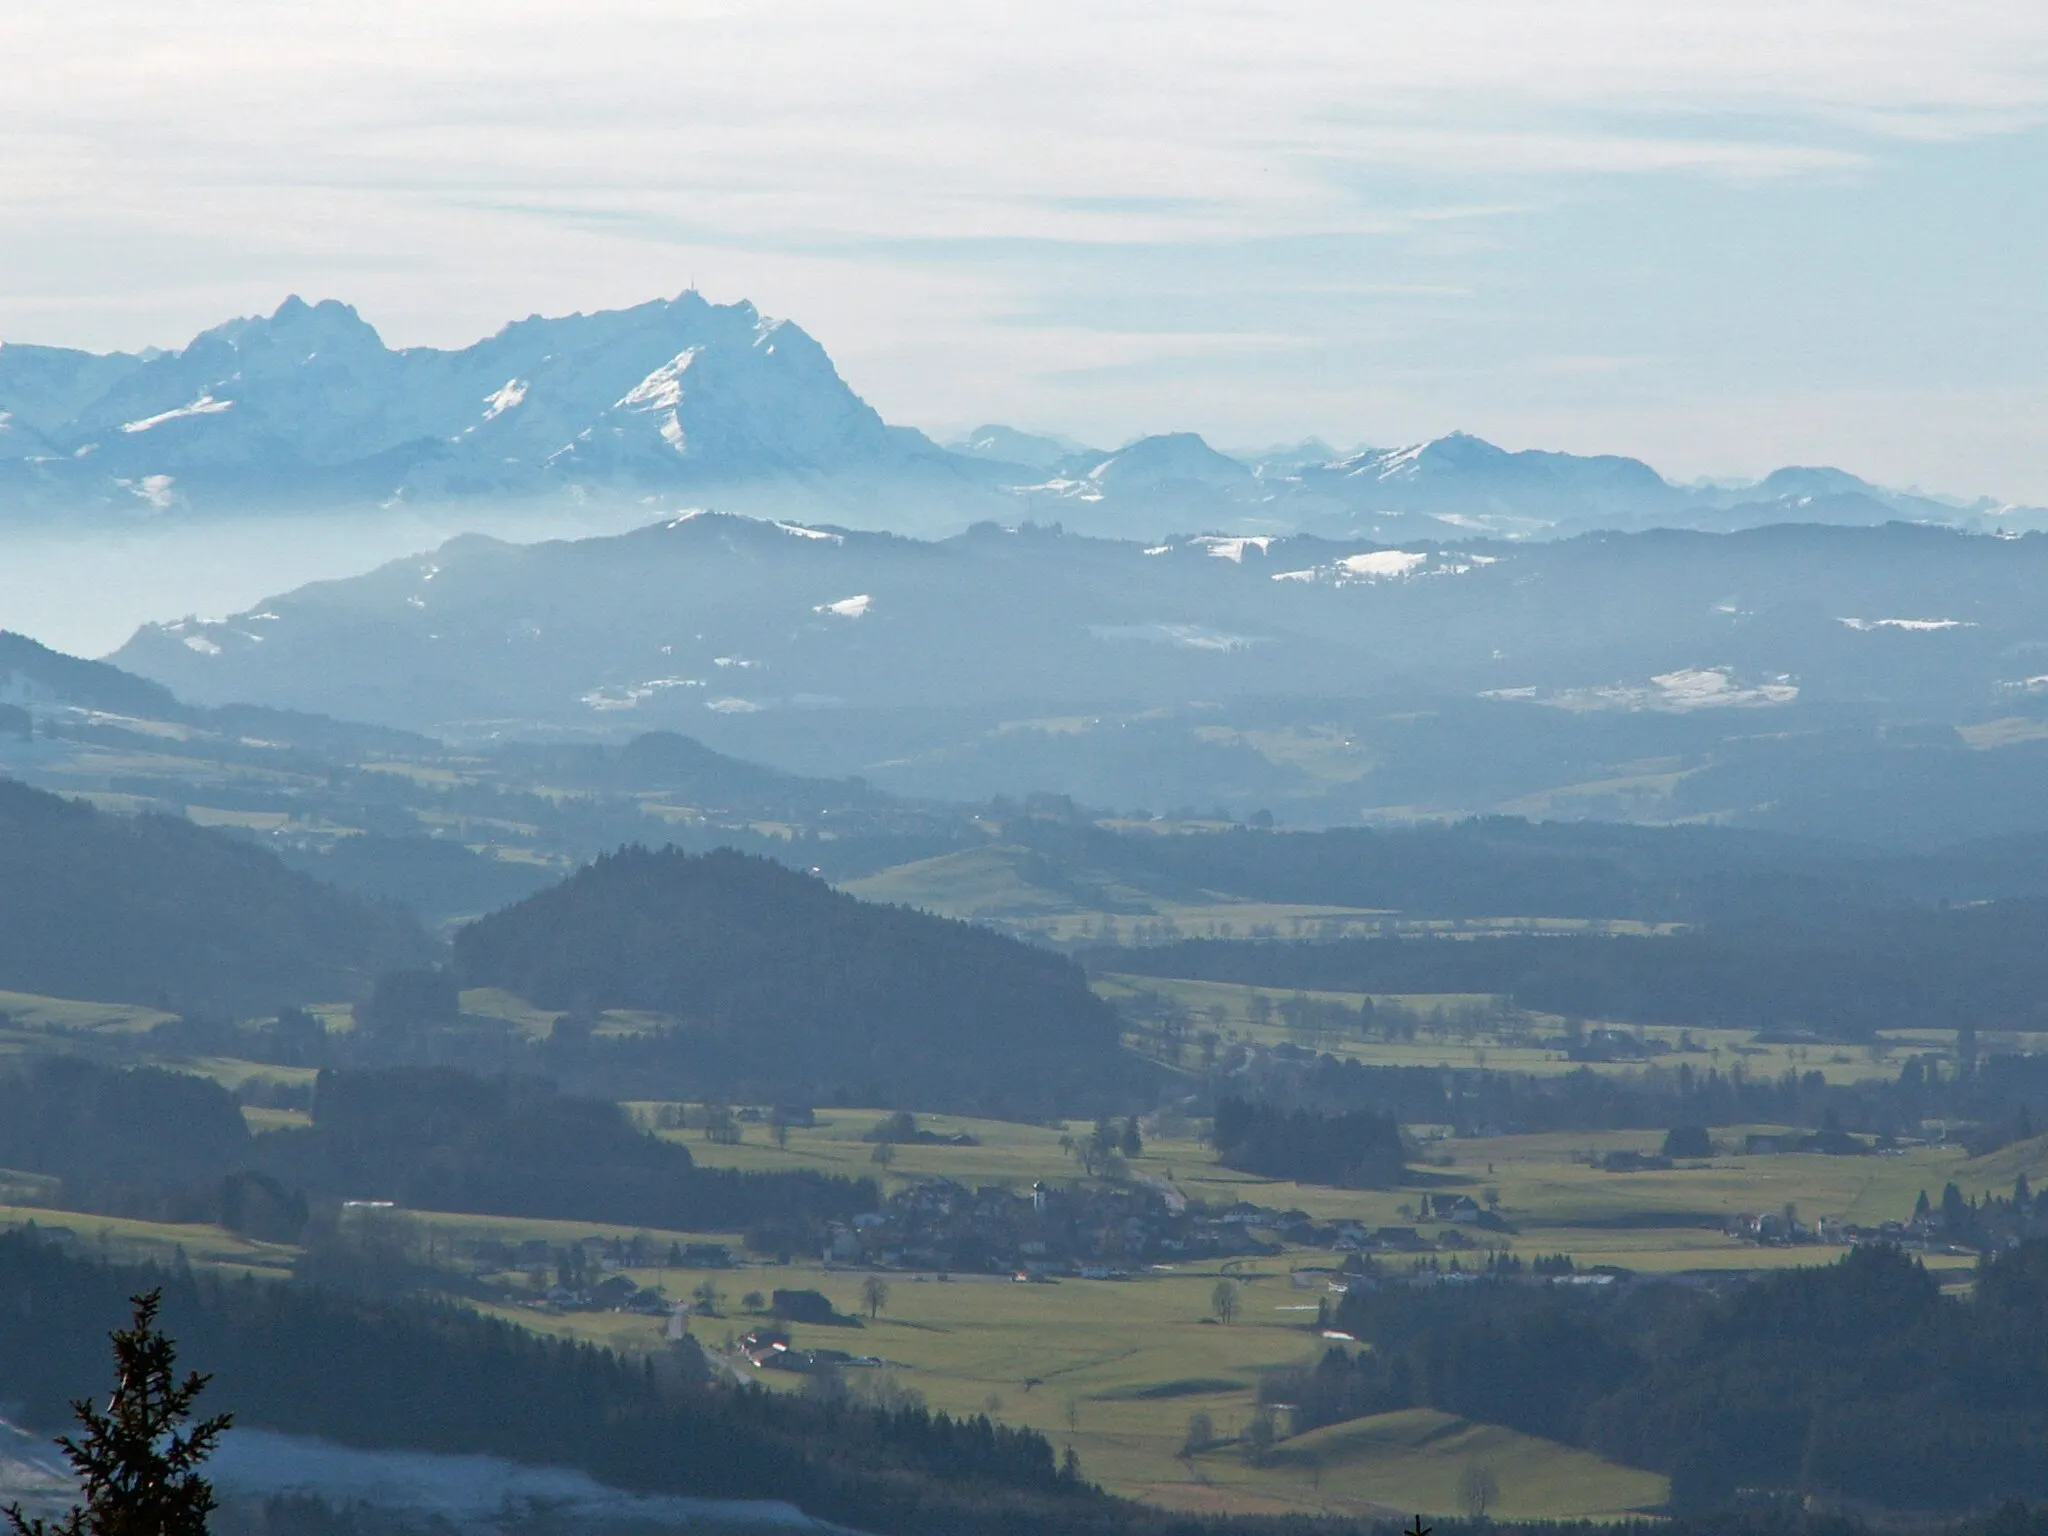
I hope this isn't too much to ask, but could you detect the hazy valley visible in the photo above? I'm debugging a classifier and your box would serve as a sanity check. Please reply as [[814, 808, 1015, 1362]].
[[7, 284, 2048, 1536]]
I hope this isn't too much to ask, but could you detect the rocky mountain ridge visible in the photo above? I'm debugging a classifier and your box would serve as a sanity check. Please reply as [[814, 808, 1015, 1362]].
[[4, 293, 2036, 538]]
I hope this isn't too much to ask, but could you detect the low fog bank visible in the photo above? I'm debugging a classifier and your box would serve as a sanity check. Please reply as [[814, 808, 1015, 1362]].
[[0, 503, 682, 658]]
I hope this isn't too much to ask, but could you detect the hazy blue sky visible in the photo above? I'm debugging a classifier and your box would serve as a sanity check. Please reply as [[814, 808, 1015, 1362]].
[[5, 2, 2048, 497]]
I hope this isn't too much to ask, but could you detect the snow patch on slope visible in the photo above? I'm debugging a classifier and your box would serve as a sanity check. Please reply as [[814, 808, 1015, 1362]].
[[615, 349, 700, 454], [1089, 622, 1260, 652], [200, 1426, 858, 1533], [480, 378, 528, 421], [120, 396, 233, 433], [775, 521, 843, 543], [1191, 535, 1274, 563], [1487, 666, 1799, 713], [1339, 550, 1429, 580]]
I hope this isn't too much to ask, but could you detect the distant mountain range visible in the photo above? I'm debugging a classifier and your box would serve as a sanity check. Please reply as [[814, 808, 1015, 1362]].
[[3, 292, 2038, 539], [109, 512, 2048, 842], [0, 293, 999, 527]]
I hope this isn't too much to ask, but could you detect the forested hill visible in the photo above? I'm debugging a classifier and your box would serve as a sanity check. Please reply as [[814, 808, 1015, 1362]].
[[454, 846, 1142, 1114], [1, 628, 180, 716], [0, 777, 431, 1014]]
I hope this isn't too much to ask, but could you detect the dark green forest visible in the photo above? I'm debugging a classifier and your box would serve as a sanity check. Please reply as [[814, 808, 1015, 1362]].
[[453, 846, 1142, 1114]]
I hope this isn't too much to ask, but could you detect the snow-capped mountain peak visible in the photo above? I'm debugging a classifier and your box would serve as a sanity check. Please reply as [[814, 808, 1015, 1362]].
[[0, 291, 913, 504]]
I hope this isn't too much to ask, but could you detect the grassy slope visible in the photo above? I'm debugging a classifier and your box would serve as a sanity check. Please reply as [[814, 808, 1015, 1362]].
[[0, 1095, 2012, 1517], [844, 843, 1674, 945]]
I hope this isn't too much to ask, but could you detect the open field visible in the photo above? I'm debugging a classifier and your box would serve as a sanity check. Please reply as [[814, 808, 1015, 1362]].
[[0, 1204, 299, 1279], [1096, 972, 1994, 1086], [511, 1253, 1665, 1519], [4, 1101, 2038, 1517], [0, 990, 174, 1035], [842, 843, 1677, 946], [3, 988, 2043, 1519], [1036, 911, 1678, 946], [665, 1105, 2003, 1281], [635, 1104, 1095, 1188], [1207, 1407, 1669, 1521]]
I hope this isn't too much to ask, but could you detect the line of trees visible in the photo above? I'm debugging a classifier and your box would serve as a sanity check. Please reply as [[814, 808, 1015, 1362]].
[[0, 1059, 875, 1242], [1098, 897, 2048, 1038]]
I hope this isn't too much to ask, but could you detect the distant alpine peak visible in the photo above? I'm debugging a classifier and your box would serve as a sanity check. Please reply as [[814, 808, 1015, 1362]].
[[0, 289, 911, 501], [200, 294, 388, 355]]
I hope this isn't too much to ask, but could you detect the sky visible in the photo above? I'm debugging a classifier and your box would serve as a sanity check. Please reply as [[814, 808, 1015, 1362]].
[[4, 1, 2048, 498]]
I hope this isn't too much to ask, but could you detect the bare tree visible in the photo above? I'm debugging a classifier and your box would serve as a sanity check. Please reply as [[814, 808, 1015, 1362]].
[[1242, 1405, 1277, 1465], [860, 1275, 890, 1320], [1181, 1411, 1215, 1456], [1211, 1279, 1240, 1325], [1459, 1462, 1502, 1519]]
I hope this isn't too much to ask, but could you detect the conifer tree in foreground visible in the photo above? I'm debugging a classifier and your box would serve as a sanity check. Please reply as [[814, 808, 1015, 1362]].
[[5, 1290, 230, 1536]]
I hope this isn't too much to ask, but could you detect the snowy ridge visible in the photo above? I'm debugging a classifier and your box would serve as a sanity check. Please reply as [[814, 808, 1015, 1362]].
[[5, 292, 2043, 539]]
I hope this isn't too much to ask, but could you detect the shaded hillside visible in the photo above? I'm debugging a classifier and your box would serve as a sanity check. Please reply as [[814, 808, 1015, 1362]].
[[0, 777, 431, 1014], [274, 835, 559, 927], [0, 1233, 1113, 1536], [495, 729, 895, 813], [453, 846, 1140, 1114], [1, 628, 180, 716], [108, 515, 2048, 841], [2, 627, 433, 756]]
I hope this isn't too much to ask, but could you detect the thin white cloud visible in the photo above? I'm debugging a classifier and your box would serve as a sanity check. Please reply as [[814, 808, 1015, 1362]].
[[4, 2, 2042, 257], [3, 1, 2048, 493]]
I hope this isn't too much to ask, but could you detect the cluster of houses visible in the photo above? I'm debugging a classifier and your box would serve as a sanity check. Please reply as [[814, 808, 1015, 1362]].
[[812, 1179, 1514, 1277], [466, 1232, 732, 1314], [737, 1327, 884, 1375], [1724, 1208, 1980, 1254], [1723, 1210, 1856, 1246]]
